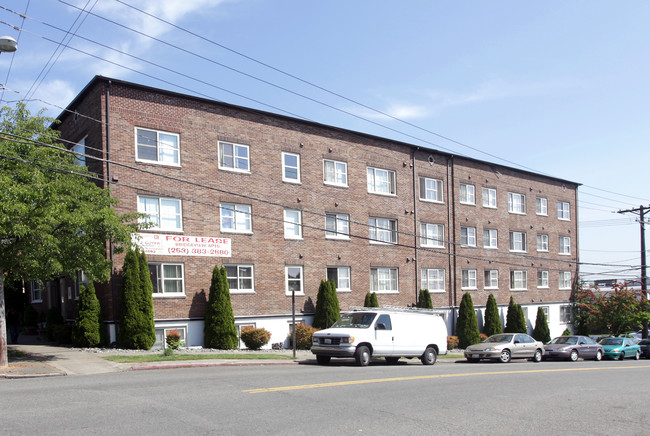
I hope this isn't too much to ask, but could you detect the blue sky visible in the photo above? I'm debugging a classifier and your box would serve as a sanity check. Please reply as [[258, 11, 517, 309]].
[[1, 0, 649, 282]]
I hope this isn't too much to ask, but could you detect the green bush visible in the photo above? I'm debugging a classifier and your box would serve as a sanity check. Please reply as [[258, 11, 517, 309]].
[[23, 304, 39, 327], [46, 307, 64, 341], [532, 307, 551, 343], [483, 294, 502, 336], [313, 280, 340, 329], [364, 292, 379, 307], [504, 297, 527, 333], [72, 282, 102, 347], [53, 324, 72, 344], [294, 323, 319, 350], [119, 249, 148, 349], [447, 335, 459, 349], [204, 265, 238, 349], [456, 292, 481, 349], [562, 328, 572, 336], [416, 289, 433, 309], [166, 329, 182, 350], [240, 326, 271, 350]]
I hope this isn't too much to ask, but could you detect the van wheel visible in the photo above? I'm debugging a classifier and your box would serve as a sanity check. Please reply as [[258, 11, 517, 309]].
[[316, 355, 331, 365], [420, 347, 437, 365], [385, 357, 400, 364], [355, 345, 371, 366]]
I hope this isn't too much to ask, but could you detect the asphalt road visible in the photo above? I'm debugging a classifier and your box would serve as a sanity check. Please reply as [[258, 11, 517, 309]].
[[2, 358, 650, 435]]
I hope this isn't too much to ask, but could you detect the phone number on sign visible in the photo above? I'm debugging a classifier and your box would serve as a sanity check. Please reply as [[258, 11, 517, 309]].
[[167, 247, 230, 256]]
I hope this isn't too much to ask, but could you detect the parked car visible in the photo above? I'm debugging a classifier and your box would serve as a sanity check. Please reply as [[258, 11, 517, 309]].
[[600, 337, 641, 360], [638, 339, 650, 359], [464, 333, 544, 363], [543, 335, 603, 361]]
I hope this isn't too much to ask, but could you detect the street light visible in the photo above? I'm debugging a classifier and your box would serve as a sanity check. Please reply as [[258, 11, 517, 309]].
[[0, 36, 18, 53]]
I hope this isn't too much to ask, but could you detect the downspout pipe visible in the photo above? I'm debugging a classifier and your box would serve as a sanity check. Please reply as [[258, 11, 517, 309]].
[[448, 155, 457, 334], [411, 148, 419, 304]]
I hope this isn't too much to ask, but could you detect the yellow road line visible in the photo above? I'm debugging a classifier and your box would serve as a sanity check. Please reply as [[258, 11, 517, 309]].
[[243, 365, 650, 394]]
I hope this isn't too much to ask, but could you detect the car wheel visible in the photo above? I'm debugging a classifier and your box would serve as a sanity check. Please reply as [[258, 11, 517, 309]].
[[594, 350, 602, 361], [316, 355, 331, 365], [532, 348, 543, 363], [569, 349, 579, 362], [355, 345, 371, 367], [499, 349, 511, 363], [420, 347, 437, 365], [619, 352, 625, 361], [635, 350, 641, 360], [385, 356, 400, 365]]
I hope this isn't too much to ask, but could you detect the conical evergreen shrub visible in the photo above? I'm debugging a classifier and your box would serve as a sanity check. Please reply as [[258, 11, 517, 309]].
[[364, 292, 373, 307], [416, 289, 433, 309], [313, 280, 340, 329], [456, 292, 481, 349], [532, 307, 551, 343], [370, 292, 379, 307], [119, 248, 144, 349], [204, 266, 238, 349], [516, 304, 527, 333], [504, 297, 518, 333], [72, 282, 101, 347], [136, 250, 156, 349], [483, 294, 502, 336]]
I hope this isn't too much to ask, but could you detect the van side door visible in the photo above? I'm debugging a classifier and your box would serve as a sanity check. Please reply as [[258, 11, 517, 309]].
[[373, 314, 394, 356]]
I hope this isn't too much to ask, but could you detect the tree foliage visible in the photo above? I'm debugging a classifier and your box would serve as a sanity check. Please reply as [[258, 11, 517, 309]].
[[364, 292, 379, 307], [416, 289, 433, 309], [72, 282, 102, 347], [313, 280, 340, 329], [483, 294, 502, 336], [118, 248, 154, 349], [204, 266, 238, 349], [532, 307, 551, 343], [504, 297, 527, 333], [456, 292, 481, 349]]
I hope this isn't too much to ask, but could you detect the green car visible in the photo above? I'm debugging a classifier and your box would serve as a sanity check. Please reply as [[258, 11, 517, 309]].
[[600, 337, 641, 360]]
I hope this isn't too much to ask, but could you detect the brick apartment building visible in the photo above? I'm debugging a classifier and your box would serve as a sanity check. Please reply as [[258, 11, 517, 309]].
[[30, 76, 579, 348]]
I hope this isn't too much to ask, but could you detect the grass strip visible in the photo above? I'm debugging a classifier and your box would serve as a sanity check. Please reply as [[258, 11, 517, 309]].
[[103, 353, 295, 363]]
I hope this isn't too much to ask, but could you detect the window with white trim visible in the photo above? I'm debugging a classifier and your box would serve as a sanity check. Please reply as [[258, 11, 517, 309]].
[[367, 167, 396, 195], [536, 197, 548, 216], [460, 226, 476, 247], [282, 152, 300, 183], [421, 268, 445, 292], [460, 183, 475, 205], [323, 159, 348, 186], [155, 326, 187, 349], [484, 269, 498, 289], [509, 231, 527, 252], [482, 187, 497, 208], [560, 305, 572, 323], [370, 267, 398, 293], [284, 209, 302, 239], [420, 223, 444, 248], [541, 306, 549, 319], [73, 137, 86, 166], [325, 213, 349, 239], [510, 270, 527, 290], [558, 201, 570, 220], [149, 263, 184, 295], [138, 196, 182, 231], [369, 217, 397, 244], [30, 280, 43, 303], [461, 269, 477, 289], [559, 271, 572, 289], [327, 266, 351, 292], [220, 203, 252, 233], [484, 228, 498, 249], [136, 128, 180, 166], [225, 264, 254, 293], [559, 236, 571, 255], [285, 266, 304, 296], [537, 234, 549, 252], [537, 270, 549, 288], [419, 177, 443, 203], [508, 192, 526, 214], [218, 141, 249, 172]]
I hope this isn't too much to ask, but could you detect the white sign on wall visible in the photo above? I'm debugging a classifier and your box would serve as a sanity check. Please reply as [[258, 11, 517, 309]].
[[133, 233, 231, 257]]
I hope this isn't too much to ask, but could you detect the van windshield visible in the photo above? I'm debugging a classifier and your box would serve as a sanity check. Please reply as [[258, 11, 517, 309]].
[[331, 313, 377, 328]]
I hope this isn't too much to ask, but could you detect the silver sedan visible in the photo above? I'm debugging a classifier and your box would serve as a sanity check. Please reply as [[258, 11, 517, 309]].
[[465, 333, 544, 363], [543, 335, 603, 361]]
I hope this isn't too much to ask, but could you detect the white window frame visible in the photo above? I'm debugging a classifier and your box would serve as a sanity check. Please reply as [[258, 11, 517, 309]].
[[560, 305, 572, 323], [220, 203, 252, 233], [149, 262, 185, 296], [510, 270, 528, 290], [460, 183, 475, 205], [225, 264, 254, 294], [135, 127, 180, 166], [559, 236, 571, 255], [367, 167, 396, 195], [325, 213, 350, 239], [558, 201, 570, 220], [323, 159, 348, 187], [536, 197, 548, 216], [508, 192, 526, 214], [327, 266, 351, 292], [419, 177, 443, 203], [218, 141, 250, 173], [285, 266, 304, 296], [559, 271, 572, 289], [537, 270, 549, 288], [369, 217, 398, 244], [284, 209, 302, 239], [460, 226, 476, 247], [281, 152, 301, 183], [138, 196, 182, 232], [155, 325, 188, 349], [482, 187, 497, 208], [73, 136, 87, 166], [461, 269, 478, 290], [484, 228, 498, 249], [370, 267, 399, 293], [484, 269, 499, 289], [420, 223, 444, 248], [421, 268, 445, 293], [537, 234, 549, 252], [509, 231, 527, 252], [30, 280, 43, 303]]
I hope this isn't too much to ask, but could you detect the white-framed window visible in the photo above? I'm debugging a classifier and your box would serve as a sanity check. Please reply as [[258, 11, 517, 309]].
[[135, 127, 180, 166], [327, 266, 351, 292], [225, 264, 254, 294], [421, 268, 445, 293], [484, 228, 498, 249], [284, 209, 302, 239], [460, 183, 475, 205], [484, 269, 499, 289], [138, 196, 182, 231], [559, 271, 572, 289], [367, 167, 396, 195], [155, 326, 187, 349], [420, 223, 444, 248], [369, 217, 397, 244], [370, 267, 398, 293], [326, 213, 350, 239], [285, 266, 304, 296], [537, 234, 549, 252], [559, 236, 571, 255], [282, 152, 300, 183], [323, 159, 348, 187], [149, 263, 184, 295], [74, 270, 88, 300], [73, 136, 86, 166], [510, 270, 527, 290], [220, 203, 252, 233], [509, 231, 527, 252], [540, 306, 549, 319], [419, 177, 443, 203], [218, 141, 249, 172], [537, 270, 549, 288], [30, 280, 43, 303], [460, 226, 476, 247], [482, 187, 497, 208], [461, 269, 477, 289], [536, 197, 548, 216], [560, 305, 572, 323], [558, 201, 570, 220], [508, 192, 526, 214]]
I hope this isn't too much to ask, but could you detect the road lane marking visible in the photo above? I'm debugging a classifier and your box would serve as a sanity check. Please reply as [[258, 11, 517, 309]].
[[243, 365, 650, 393]]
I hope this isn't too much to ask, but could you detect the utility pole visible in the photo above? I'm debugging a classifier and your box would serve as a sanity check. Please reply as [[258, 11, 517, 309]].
[[617, 205, 649, 339]]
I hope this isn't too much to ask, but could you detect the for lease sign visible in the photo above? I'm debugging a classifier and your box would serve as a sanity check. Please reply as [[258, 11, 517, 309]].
[[133, 233, 231, 257]]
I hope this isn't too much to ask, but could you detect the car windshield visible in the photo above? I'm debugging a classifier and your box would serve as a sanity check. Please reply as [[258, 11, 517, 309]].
[[331, 313, 377, 329], [549, 337, 578, 345], [485, 334, 514, 343], [600, 338, 623, 346]]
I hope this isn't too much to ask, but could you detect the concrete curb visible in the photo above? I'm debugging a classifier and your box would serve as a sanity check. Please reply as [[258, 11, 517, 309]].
[[131, 360, 301, 371]]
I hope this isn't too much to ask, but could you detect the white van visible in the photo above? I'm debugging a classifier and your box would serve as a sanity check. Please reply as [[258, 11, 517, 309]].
[[311, 307, 448, 366]]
